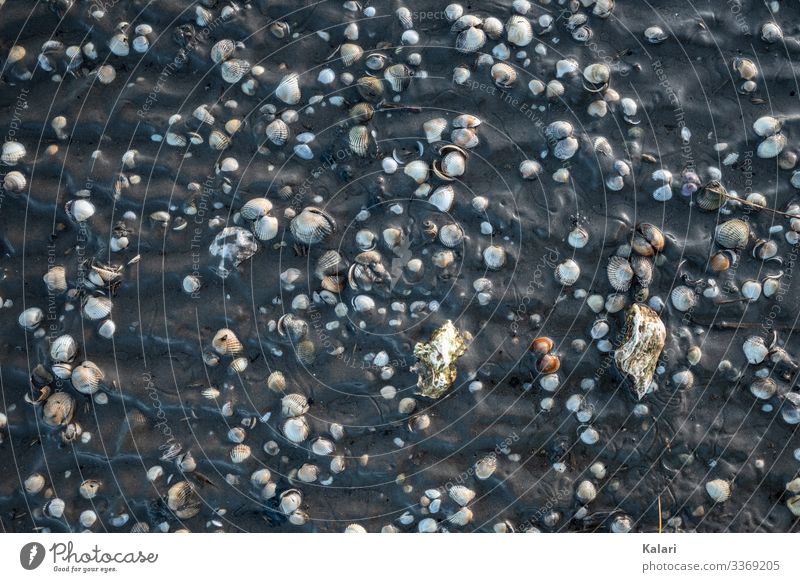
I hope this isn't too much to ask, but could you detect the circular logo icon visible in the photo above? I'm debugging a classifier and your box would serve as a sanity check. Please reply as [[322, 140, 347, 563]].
[[19, 542, 45, 570]]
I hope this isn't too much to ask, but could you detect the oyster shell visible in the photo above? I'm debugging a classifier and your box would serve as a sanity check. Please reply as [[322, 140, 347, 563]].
[[614, 304, 666, 399], [411, 320, 467, 399]]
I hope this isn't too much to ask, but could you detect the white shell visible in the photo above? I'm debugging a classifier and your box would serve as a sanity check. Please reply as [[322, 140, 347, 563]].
[[742, 335, 768, 364], [483, 245, 506, 270], [83, 296, 113, 320], [254, 215, 279, 241], [670, 286, 696, 312], [428, 185, 455, 212], [276, 73, 301, 105], [2, 141, 27, 165], [283, 416, 309, 443], [51, 334, 78, 362], [555, 259, 580, 285], [706, 478, 731, 503], [18, 307, 44, 330], [71, 361, 104, 394], [68, 199, 96, 222], [753, 115, 781, 137], [506, 15, 533, 46]]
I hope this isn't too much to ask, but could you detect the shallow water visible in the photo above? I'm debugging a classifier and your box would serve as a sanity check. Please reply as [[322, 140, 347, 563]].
[[1, 0, 800, 533]]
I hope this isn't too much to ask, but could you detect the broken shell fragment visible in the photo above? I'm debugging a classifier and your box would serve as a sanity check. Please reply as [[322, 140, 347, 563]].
[[411, 320, 467, 399], [614, 304, 666, 399]]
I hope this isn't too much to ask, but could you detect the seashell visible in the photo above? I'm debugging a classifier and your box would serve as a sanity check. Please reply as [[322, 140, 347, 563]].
[[167, 481, 201, 518], [530, 336, 553, 355], [553, 137, 579, 160], [296, 340, 315, 364], [696, 180, 727, 211], [583, 63, 610, 85], [404, 160, 430, 184], [412, 320, 467, 399], [555, 259, 580, 286], [546, 80, 565, 100], [282, 393, 309, 417], [423, 118, 447, 143], [18, 307, 44, 330], [606, 256, 634, 291], [78, 479, 101, 501], [568, 226, 589, 249], [456, 26, 486, 53], [491, 62, 517, 88], [630, 255, 654, 288], [706, 479, 731, 503], [1, 141, 25, 165], [108, 32, 129, 56], [396, 6, 413, 28], [742, 335, 768, 364], [277, 314, 308, 342], [24, 473, 46, 495], [348, 102, 374, 124], [384, 64, 412, 92], [290, 206, 335, 245], [3, 170, 27, 192], [716, 219, 750, 249], [349, 125, 371, 157], [429, 185, 455, 212], [365, 52, 388, 71], [44, 498, 66, 518], [240, 198, 273, 221], [210, 39, 236, 65], [82, 296, 113, 320], [758, 133, 786, 159], [762, 273, 782, 298], [283, 416, 309, 443], [519, 159, 542, 180], [264, 119, 290, 146], [761, 22, 783, 44], [230, 444, 251, 463], [448, 485, 475, 506], [212, 328, 243, 355], [356, 75, 384, 102], [544, 120, 573, 141], [555, 58, 579, 79], [66, 199, 95, 222], [733, 57, 757, 80], [52, 362, 73, 380], [451, 128, 479, 149], [440, 150, 466, 177], [43, 392, 75, 427], [432, 250, 455, 268], [506, 15, 533, 46], [51, 334, 77, 362], [593, 0, 615, 18], [258, 374, 285, 399], [276, 73, 301, 104], [630, 224, 663, 257], [483, 245, 506, 270], [269, 20, 290, 38], [750, 378, 777, 400], [670, 285, 696, 312], [253, 215, 278, 241], [71, 361, 104, 394], [449, 507, 473, 526], [311, 437, 335, 456], [475, 455, 497, 480], [297, 463, 319, 483], [439, 223, 465, 247], [644, 25, 668, 44], [537, 353, 561, 374], [229, 356, 249, 374], [192, 105, 215, 126], [340, 43, 364, 66], [221, 58, 250, 84], [614, 304, 666, 399], [741, 279, 762, 301], [207, 130, 230, 151], [753, 115, 781, 137], [279, 489, 303, 514]]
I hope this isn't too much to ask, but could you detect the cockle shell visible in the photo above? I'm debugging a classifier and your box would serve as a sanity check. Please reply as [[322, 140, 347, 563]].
[[614, 304, 666, 399], [290, 206, 336, 245], [276, 73, 301, 104], [411, 320, 467, 399]]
